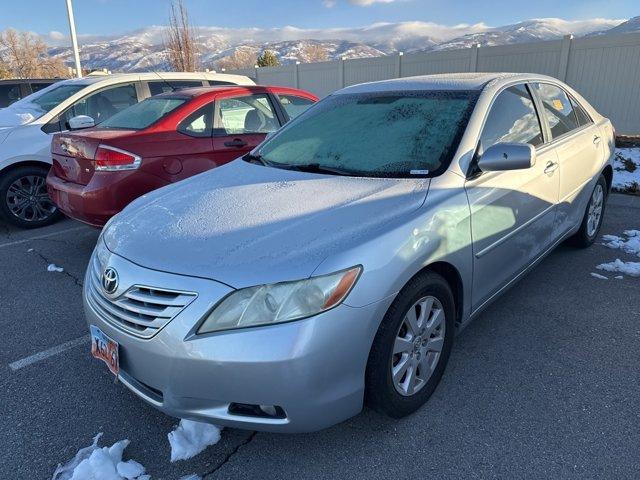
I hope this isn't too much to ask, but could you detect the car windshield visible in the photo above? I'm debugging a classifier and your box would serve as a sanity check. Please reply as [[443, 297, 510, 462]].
[[0, 83, 86, 127], [255, 90, 478, 178], [99, 97, 187, 130]]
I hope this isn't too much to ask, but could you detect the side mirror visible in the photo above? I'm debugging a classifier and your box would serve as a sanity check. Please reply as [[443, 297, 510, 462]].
[[478, 142, 536, 172], [68, 115, 95, 130]]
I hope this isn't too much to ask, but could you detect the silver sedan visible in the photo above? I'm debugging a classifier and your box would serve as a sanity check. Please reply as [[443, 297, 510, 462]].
[[85, 72, 614, 432]]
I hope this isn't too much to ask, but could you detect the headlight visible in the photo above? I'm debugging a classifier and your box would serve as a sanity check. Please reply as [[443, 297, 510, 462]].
[[197, 266, 362, 334]]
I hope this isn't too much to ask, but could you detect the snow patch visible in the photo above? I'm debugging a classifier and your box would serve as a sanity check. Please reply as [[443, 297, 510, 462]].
[[168, 419, 222, 462], [590, 272, 608, 280], [47, 263, 64, 272], [602, 230, 640, 257], [597, 259, 640, 277], [52, 433, 149, 480]]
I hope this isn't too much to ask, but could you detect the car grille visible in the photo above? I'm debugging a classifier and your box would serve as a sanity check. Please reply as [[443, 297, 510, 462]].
[[86, 255, 197, 339]]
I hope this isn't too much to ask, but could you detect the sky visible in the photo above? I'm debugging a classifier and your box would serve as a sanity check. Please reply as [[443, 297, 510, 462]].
[[0, 0, 636, 39]]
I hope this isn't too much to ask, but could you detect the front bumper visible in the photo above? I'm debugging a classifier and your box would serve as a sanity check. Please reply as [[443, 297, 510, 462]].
[[84, 245, 393, 433]]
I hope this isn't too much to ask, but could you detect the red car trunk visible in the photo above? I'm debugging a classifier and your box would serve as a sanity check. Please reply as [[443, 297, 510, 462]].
[[51, 130, 136, 186]]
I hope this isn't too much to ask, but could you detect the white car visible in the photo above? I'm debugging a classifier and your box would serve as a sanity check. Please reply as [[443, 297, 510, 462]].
[[0, 72, 254, 228]]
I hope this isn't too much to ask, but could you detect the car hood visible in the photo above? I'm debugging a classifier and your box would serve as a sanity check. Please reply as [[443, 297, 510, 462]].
[[0, 103, 43, 127], [104, 159, 430, 288]]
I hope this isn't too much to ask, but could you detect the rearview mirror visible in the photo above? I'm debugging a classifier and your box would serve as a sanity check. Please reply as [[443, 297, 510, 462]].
[[478, 142, 536, 172], [68, 115, 95, 130]]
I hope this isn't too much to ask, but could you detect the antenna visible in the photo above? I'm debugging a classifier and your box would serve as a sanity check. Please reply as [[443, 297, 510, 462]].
[[151, 70, 177, 93]]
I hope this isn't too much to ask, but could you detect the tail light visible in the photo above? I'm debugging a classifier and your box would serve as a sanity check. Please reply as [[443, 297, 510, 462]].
[[95, 145, 141, 171]]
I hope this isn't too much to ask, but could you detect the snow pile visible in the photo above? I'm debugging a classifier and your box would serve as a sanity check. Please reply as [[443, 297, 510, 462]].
[[52, 433, 149, 480], [613, 148, 640, 193], [168, 419, 222, 462], [47, 263, 64, 272], [602, 230, 640, 256], [597, 258, 640, 277]]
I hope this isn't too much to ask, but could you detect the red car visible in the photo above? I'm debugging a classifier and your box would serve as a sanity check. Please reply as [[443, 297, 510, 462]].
[[46, 85, 317, 227]]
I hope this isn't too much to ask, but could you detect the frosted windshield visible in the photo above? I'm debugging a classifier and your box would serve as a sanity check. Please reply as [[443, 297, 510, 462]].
[[257, 90, 477, 177]]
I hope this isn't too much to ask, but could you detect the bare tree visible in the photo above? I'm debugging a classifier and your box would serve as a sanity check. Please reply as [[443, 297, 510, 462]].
[[301, 44, 329, 63], [165, 0, 200, 72], [0, 61, 11, 79], [216, 49, 258, 71], [0, 29, 68, 78]]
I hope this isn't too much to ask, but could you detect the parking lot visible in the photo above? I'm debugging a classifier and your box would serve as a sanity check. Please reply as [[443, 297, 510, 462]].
[[1, 193, 639, 480]]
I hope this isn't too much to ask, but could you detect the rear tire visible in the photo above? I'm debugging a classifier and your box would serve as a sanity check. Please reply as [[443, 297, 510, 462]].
[[0, 165, 62, 229], [365, 271, 455, 418], [569, 174, 607, 248]]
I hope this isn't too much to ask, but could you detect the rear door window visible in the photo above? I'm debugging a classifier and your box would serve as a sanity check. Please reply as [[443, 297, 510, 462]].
[[569, 96, 592, 127], [216, 94, 280, 135], [30, 82, 55, 94], [276, 94, 315, 120], [480, 84, 543, 151], [178, 102, 214, 137], [148, 80, 204, 96], [531, 83, 580, 139]]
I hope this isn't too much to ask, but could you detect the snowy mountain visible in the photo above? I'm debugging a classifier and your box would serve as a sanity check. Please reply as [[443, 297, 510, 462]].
[[588, 16, 640, 36], [433, 18, 627, 50], [41, 17, 634, 72]]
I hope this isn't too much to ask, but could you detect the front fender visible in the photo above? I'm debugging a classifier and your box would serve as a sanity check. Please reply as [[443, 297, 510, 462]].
[[0, 124, 52, 170], [314, 171, 473, 325]]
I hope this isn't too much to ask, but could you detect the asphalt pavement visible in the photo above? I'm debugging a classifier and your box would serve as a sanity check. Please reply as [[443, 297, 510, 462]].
[[1, 193, 639, 479]]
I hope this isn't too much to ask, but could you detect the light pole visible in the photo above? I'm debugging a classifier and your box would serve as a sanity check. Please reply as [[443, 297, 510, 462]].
[[65, 0, 82, 78]]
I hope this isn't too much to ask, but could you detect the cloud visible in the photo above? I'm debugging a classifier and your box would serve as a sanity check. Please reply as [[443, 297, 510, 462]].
[[48, 30, 65, 41]]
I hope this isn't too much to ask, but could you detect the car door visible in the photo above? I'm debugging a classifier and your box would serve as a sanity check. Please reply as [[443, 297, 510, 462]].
[[44, 82, 142, 133], [465, 83, 560, 309], [211, 92, 282, 164], [164, 101, 218, 177], [530, 83, 604, 236]]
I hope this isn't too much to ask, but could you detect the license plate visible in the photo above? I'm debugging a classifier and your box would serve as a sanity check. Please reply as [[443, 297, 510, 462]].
[[90, 325, 119, 376]]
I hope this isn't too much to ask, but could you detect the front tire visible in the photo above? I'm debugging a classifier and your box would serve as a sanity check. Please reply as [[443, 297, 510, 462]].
[[0, 165, 62, 229], [365, 271, 455, 418], [569, 174, 607, 248]]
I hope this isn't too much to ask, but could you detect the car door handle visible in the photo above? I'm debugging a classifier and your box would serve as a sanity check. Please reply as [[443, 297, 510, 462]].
[[593, 135, 601, 144], [544, 161, 559, 174], [224, 138, 247, 148]]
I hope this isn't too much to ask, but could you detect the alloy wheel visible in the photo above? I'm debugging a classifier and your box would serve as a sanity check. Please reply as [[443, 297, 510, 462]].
[[586, 183, 604, 237], [6, 175, 57, 223], [391, 296, 446, 396]]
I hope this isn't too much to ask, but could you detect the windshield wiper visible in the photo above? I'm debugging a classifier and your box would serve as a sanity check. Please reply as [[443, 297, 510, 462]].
[[242, 153, 269, 166], [283, 163, 358, 177]]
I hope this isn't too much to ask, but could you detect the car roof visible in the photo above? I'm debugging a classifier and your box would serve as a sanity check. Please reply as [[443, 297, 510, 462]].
[[151, 85, 314, 100], [336, 72, 560, 95], [0, 78, 60, 84], [47, 72, 255, 89]]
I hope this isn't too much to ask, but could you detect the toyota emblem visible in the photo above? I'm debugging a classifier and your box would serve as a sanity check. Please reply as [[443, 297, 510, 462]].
[[102, 267, 119, 295]]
